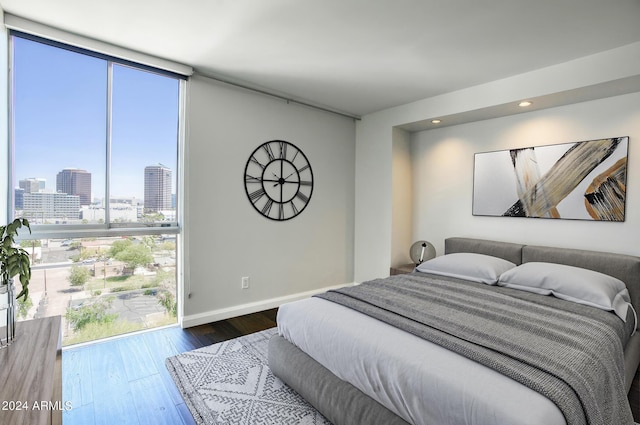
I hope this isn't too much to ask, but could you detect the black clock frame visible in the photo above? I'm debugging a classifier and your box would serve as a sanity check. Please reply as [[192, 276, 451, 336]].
[[244, 140, 314, 221]]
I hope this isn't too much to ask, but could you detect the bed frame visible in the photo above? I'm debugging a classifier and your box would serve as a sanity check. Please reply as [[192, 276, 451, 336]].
[[268, 237, 640, 425]]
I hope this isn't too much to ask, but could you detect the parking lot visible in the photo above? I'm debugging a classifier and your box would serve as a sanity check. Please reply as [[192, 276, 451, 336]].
[[21, 237, 177, 344]]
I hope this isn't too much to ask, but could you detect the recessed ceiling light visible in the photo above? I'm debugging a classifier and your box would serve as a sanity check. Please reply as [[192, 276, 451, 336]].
[[431, 119, 441, 124], [519, 101, 533, 107]]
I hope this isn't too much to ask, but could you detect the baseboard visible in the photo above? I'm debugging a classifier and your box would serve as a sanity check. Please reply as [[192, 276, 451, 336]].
[[180, 282, 356, 328]]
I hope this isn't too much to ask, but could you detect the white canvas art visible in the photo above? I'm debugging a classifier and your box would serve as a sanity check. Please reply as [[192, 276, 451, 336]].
[[473, 137, 628, 221]]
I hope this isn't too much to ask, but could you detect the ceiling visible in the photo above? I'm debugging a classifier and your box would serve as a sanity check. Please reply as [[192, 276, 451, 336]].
[[2, 0, 640, 117]]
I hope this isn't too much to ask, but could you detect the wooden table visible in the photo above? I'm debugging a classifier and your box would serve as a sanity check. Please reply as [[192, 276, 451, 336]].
[[390, 263, 416, 275], [0, 316, 62, 425]]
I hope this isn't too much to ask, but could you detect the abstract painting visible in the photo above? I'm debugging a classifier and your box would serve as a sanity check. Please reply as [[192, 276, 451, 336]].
[[473, 137, 628, 221]]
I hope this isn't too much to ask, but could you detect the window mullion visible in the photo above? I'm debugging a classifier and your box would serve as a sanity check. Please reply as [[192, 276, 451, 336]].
[[11, 34, 180, 232], [105, 62, 113, 227], [6, 35, 16, 221]]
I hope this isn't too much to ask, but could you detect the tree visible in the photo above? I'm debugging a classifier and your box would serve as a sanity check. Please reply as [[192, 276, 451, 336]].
[[141, 236, 157, 251], [159, 241, 176, 251], [19, 240, 41, 248], [17, 295, 33, 319], [108, 238, 133, 258], [158, 290, 177, 317], [65, 297, 117, 330], [141, 212, 164, 223], [115, 244, 153, 269], [68, 265, 90, 287]]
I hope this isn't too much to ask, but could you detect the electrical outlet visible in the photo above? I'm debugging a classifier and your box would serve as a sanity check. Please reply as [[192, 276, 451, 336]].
[[241, 277, 250, 289]]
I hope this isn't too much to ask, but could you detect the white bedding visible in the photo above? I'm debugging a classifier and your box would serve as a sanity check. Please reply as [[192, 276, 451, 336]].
[[277, 297, 567, 425]]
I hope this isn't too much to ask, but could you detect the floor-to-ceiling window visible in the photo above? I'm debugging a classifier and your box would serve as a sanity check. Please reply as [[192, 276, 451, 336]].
[[9, 32, 184, 345]]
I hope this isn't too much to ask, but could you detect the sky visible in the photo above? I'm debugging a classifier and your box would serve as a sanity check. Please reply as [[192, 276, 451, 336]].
[[12, 36, 180, 201]]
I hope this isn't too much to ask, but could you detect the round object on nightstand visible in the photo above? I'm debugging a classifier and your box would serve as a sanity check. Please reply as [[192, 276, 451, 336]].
[[410, 241, 436, 266]]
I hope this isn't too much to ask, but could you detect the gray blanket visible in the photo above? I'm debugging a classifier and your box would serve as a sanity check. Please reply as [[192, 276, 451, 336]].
[[315, 273, 634, 425]]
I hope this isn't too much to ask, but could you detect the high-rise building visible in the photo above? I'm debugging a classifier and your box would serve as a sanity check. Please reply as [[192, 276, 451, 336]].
[[56, 168, 91, 205], [19, 177, 46, 193], [144, 164, 172, 213], [22, 192, 81, 222]]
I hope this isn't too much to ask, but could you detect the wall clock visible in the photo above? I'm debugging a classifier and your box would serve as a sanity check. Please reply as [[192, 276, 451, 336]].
[[244, 140, 314, 221]]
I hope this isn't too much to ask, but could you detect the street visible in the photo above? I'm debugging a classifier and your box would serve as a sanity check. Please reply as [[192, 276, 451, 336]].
[[19, 238, 177, 344]]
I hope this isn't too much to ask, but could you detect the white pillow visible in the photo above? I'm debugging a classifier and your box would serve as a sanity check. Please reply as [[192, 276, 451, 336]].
[[498, 262, 632, 322], [415, 252, 516, 285]]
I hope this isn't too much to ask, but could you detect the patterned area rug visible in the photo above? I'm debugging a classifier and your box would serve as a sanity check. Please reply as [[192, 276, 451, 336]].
[[166, 328, 332, 425]]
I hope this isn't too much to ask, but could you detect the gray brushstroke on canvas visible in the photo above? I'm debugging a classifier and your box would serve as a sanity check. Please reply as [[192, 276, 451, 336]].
[[510, 148, 558, 218], [504, 138, 621, 217]]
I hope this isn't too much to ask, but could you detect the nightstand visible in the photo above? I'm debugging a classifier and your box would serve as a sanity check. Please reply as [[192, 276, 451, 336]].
[[390, 263, 416, 276]]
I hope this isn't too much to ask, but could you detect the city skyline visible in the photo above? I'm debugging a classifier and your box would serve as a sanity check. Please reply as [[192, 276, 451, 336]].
[[12, 36, 180, 202], [15, 163, 176, 223], [14, 164, 176, 201], [15, 164, 176, 204]]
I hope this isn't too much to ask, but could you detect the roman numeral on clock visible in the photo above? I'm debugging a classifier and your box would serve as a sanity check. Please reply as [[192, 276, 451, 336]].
[[250, 156, 265, 169], [263, 143, 276, 161], [290, 201, 299, 216], [295, 192, 309, 203], [279, 141, 287, 159], [249, 188, 265, 202], [262, 199, 273, 215]]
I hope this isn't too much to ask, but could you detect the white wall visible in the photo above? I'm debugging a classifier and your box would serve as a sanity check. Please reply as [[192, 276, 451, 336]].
[[183, 75, 355, 326], [391, 128, 412, 266], [412, 92, 640, 256], [355, 42, 640, 283]]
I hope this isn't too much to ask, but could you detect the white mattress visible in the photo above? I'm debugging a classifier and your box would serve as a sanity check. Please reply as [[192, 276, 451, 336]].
[[277, 297, 566, 425]]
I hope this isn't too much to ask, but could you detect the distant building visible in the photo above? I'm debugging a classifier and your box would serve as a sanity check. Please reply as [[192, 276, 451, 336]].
[[109, 197, 141, 206], [14, 188, 24, 209], [19, 177, 46, 193], [81, 204, 138, 223], [158, 210, 176, 221], [56, 168, 91, 205], [22, 192, 81, 222], [144, 164, 172, 213]]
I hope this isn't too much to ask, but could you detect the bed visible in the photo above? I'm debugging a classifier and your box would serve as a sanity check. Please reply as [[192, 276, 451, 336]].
[[268, 237, 640, 425]]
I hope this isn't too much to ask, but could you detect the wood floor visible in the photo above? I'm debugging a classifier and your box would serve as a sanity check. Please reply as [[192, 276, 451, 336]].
[[62, 309, 278, 425]]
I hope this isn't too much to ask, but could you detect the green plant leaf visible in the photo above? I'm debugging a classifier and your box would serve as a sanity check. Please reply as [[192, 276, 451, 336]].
[[16, 287, 28, 301], [1, 218, 32, 301]]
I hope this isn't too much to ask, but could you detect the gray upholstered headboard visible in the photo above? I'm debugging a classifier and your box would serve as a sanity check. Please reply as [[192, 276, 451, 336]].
[[444, 237, 640, 313], [445, 237, 524, 265], [523, 245, 640, 317]]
